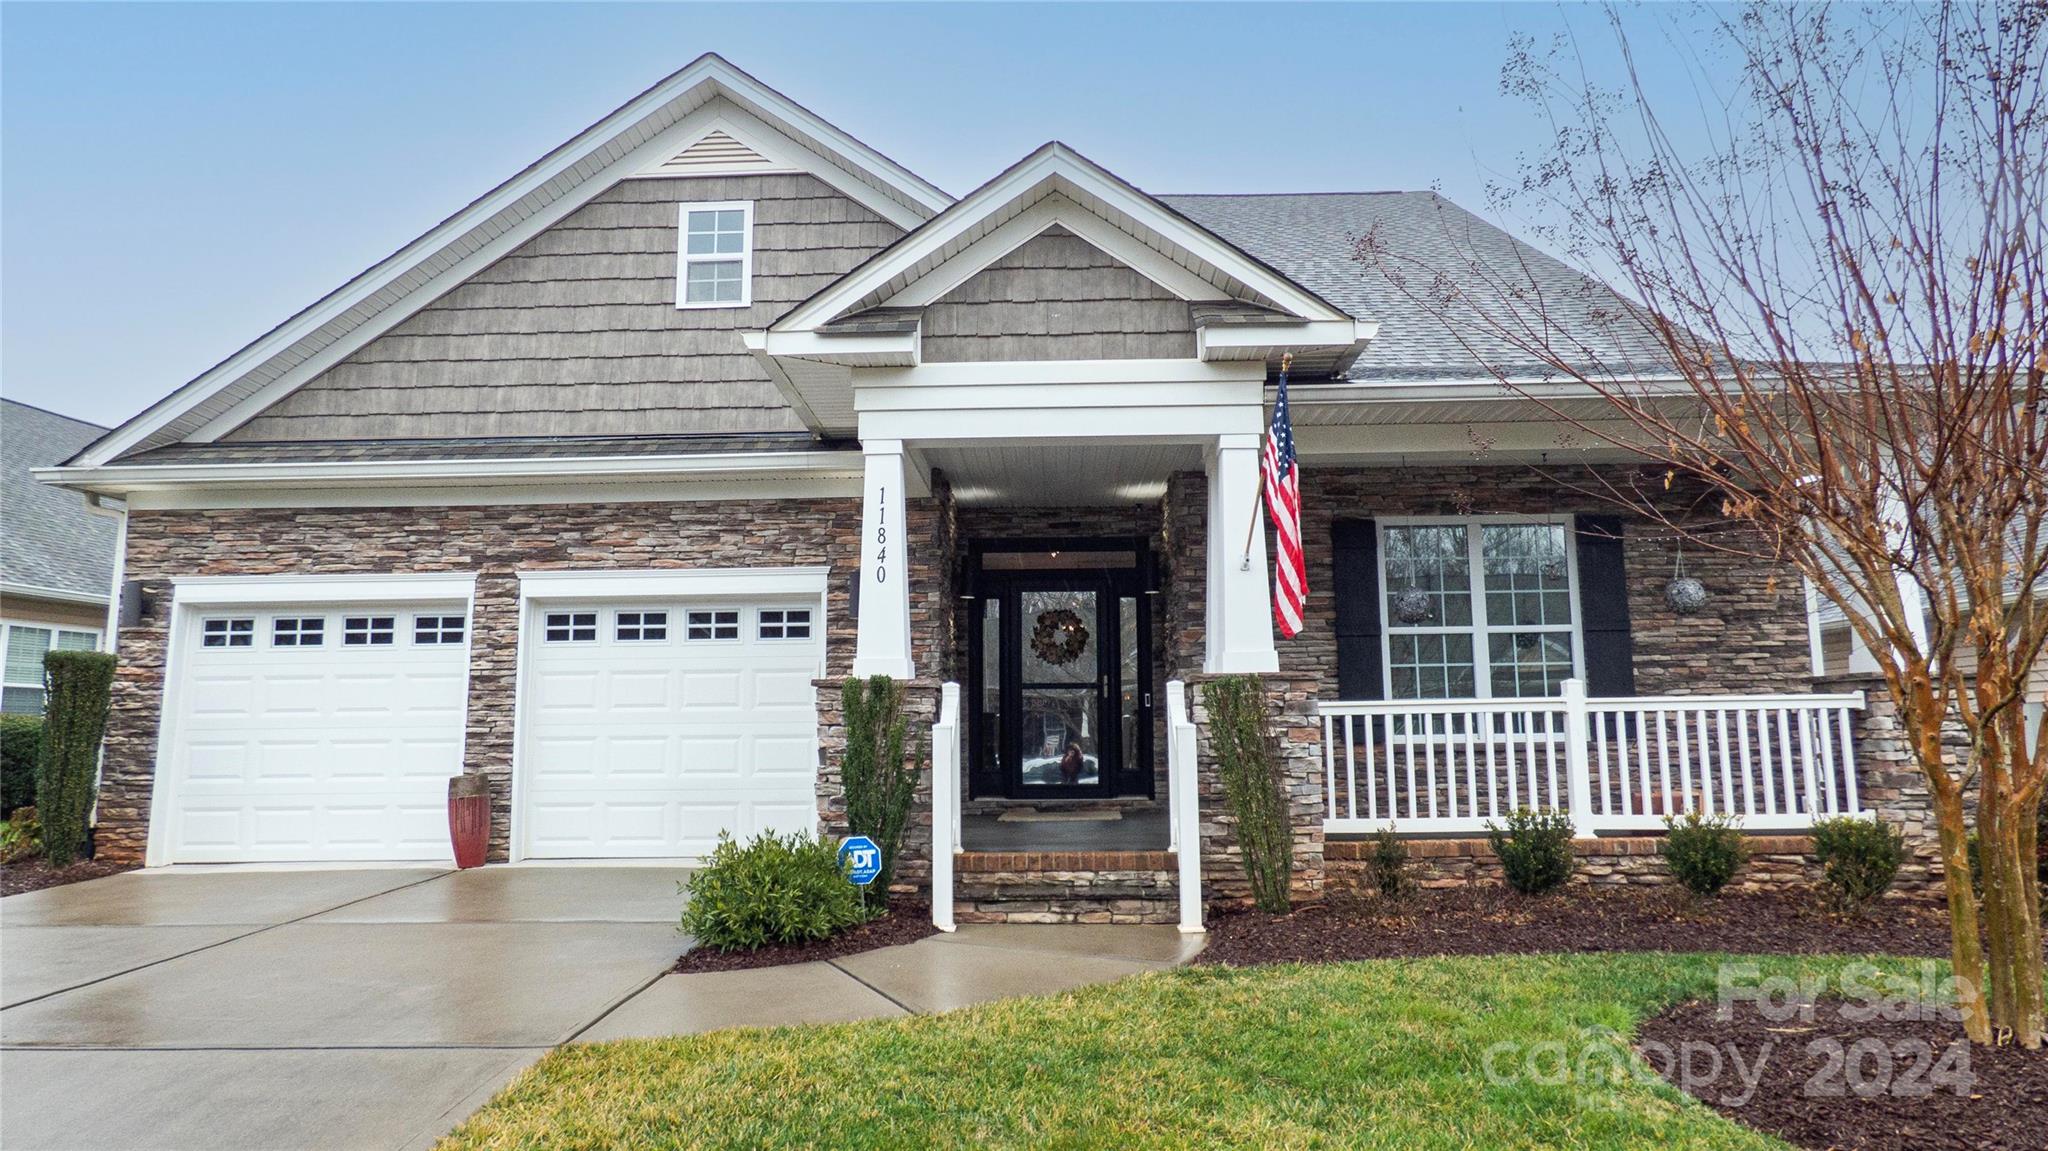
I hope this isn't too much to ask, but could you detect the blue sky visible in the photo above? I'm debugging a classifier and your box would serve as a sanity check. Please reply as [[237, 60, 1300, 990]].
[[1, 2, 1717, 427]]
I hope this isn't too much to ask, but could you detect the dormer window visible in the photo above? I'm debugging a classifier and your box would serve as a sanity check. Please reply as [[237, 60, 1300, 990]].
[[676, 201, 753, 308]]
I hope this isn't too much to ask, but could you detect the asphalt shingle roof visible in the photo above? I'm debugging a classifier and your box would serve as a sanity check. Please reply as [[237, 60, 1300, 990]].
[[2, 400, 117, 601], [1159, 191, 1676, 382]]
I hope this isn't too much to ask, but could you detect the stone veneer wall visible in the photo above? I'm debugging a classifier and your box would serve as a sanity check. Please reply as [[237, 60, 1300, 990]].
[[100, 496, 971, 866]]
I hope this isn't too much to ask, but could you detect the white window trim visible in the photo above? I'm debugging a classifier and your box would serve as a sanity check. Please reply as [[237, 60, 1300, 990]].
[[1376, 515, 1587, 701], [675, 200, 754, 310], [1, 622, 103, 714]]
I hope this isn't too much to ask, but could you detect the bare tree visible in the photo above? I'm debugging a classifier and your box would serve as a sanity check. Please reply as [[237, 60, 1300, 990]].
[[1360, 1, 2045, 1046]]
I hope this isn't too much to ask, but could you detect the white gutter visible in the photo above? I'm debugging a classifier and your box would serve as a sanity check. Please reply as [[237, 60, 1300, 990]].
[[0, 580, 110, 608], [33, 449, 866, 496]]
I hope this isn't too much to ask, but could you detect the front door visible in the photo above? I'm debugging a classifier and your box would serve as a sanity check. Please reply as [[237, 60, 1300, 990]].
[[968, 548, 1153, 799]]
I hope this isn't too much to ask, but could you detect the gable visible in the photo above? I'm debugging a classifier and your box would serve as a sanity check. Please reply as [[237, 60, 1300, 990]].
[[921, 225, 1193, 363], [227, 173, 902, 441]]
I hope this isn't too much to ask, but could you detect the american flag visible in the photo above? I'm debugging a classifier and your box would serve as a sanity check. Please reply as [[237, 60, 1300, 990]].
[[1262, 362, 1305, 637]]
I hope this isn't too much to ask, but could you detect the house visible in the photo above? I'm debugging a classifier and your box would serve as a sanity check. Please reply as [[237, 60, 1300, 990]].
[[38, 56, 1926, 916], [3, 399, 118, 715]]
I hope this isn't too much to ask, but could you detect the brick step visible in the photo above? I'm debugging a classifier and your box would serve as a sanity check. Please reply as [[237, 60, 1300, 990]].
[[955, 849, 1181, 924]]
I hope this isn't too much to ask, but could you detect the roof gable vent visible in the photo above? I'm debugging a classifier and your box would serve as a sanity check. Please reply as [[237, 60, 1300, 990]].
[[643, 129, 780, 176]]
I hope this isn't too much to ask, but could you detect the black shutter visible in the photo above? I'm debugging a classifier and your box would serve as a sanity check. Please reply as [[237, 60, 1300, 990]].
[[1331, 519, 1385, 700], [1574, 515, 1635, 697]]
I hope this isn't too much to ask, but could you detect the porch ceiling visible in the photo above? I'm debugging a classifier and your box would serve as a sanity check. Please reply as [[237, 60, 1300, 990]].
[[919, 441, 1202, 506]]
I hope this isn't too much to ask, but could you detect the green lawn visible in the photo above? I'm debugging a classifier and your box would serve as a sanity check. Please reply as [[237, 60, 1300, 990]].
[[436, 952, 1941, 1150]]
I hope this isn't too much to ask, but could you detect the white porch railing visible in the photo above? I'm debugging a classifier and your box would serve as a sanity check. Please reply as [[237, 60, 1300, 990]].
[[930, 682, 962, 931], [1318, 679, 1867, 837], [1165, 679, 1203, 934]]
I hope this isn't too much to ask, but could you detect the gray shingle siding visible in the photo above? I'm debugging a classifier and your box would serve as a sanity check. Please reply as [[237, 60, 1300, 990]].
[[920, 226, 1194, 363], [2, 400, 117, 601], [227, 174, 904, 441]]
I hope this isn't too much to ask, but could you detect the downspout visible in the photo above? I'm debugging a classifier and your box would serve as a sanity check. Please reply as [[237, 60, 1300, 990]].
[[83, 493, 128, 836]]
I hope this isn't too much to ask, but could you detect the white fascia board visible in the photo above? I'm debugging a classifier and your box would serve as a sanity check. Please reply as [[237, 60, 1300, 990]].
[[881, 196, 1230, 311], [119, 476, 863, 511], [774, 145, 1348, 335], [0, 582, 110, 608], [749, 329, 919, 366], [1197, 320, 1372, 361], [860, 404, 1265, 443], [81, 56, 947, 466], [33, 450, 864, 497], [855, 358, 1265, 389], [1283, 375, 1696, 406], [171, 572, 477, 606], [517, 566, 830, 602]]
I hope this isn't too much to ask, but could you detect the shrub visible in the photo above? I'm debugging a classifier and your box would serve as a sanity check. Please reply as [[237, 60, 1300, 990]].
[[0, 715, 42, 816], [1485, 808, 1577, 894], [0, 806, 41, 863], [1204, 675, 1293, 913], [678, 830, 867, 952], [1661, 811, 1750, 897], [1811, 815, 1904, 912], [839, 676, 916, 897], [36, 651, 115, 867], [1364, 825, 1413, 899]]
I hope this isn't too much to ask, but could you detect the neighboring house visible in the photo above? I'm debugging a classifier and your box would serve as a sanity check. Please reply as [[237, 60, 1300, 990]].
[[39, 56, 1920, 912], [2, 399, 117, 714]]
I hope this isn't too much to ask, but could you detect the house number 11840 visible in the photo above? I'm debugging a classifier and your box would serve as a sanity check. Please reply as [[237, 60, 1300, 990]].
[[873, 487, 887, 583]]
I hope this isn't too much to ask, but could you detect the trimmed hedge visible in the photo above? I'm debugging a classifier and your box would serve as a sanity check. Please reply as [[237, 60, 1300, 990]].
[[1661, 811, 1749, 897], [1205, 675, 1293, 913], [840, 676, 915, 897], [0, 715, 42, 816], [37, 650, 116, 867], [1811, 815, 1904, 913], [1486, 807, 1577, 894]]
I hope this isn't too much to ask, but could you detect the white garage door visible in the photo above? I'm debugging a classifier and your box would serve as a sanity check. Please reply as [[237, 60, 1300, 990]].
[[520, 599, 822, 859], [162, 603, 471, 863]]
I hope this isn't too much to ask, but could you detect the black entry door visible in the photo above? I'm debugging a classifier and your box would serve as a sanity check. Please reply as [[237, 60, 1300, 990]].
[[969, 562, 1152, 800]]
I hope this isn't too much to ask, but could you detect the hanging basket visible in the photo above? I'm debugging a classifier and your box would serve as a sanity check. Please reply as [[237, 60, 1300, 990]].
[[1664, 575, 1709, 615], [1030, 608, 1090, 665]]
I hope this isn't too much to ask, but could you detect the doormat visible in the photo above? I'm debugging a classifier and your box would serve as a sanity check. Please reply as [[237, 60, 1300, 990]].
[[995, 810, 1124, 823]]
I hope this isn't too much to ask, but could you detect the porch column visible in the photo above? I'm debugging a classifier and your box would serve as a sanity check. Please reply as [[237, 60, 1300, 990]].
[[1204, 433, 1279, 674], [851, 439, 915, 679]]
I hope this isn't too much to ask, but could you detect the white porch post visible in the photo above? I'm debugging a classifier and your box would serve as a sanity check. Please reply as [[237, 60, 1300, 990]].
[[1205, 433, 1279, 674], [1560, 678, 1599, 839], [851, 439, 915, 680]]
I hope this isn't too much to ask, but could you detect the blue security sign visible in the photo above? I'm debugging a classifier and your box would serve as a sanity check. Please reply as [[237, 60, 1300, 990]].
[[839, 836, 882, 886]]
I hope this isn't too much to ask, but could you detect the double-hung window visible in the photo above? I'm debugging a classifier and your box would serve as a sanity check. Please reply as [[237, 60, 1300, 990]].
[[2, 624, 100, 715], [676, 201, 752, 308], [1380, 518, 1580, 699]]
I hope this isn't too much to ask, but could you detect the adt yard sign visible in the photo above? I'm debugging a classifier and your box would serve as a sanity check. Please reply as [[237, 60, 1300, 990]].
[[839, 836, 882, 887]]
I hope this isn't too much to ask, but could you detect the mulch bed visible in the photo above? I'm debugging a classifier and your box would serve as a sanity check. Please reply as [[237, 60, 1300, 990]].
[[672, 903, 937, 973], [1195, 888, 1963, 965], [1640, 997, 2048, 1151], [0, 856, 135, 898]]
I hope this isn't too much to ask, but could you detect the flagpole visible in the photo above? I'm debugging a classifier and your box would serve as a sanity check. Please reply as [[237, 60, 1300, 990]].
[[1241, 354, 1291, 570]]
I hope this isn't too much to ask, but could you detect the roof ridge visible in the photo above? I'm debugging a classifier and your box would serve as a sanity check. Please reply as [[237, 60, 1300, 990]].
[[1158, 190, 1422, 199], [2, 396, 108, 432]]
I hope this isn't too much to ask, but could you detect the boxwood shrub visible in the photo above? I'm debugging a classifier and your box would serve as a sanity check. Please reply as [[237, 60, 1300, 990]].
[[678, 830, 868, 952], [1811, 815, 1903, 913], [0, 715, 42, 817], [1661, 811, 1749, 897], [1485, 807, 1577, 894]]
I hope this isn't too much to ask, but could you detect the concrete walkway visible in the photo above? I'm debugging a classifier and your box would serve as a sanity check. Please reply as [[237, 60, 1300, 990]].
[[1, 866, 1200, 1151]]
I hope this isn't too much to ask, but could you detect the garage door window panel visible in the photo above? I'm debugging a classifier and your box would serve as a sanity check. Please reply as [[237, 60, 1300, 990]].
[[545, 612, 597, 642], [757, 608, 812, 640], [343, 616, 396, 646], [414, 615, 465, 645], [202, 618, 255, 648], [272, 617, 325, 648], [686, 610, 740, 641], [616, 611, 669, 642]]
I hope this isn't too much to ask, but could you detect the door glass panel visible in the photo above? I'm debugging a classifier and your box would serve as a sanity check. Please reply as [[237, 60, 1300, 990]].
[[1016, 589, 1099, 790], [1120, 595, 1141, 790], [978, 598, 1002, 782], [1018, 688, 1099, 788]]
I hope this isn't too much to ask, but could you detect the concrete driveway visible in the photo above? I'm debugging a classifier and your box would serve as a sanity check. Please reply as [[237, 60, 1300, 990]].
[[0, 865, 688, 1151]]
